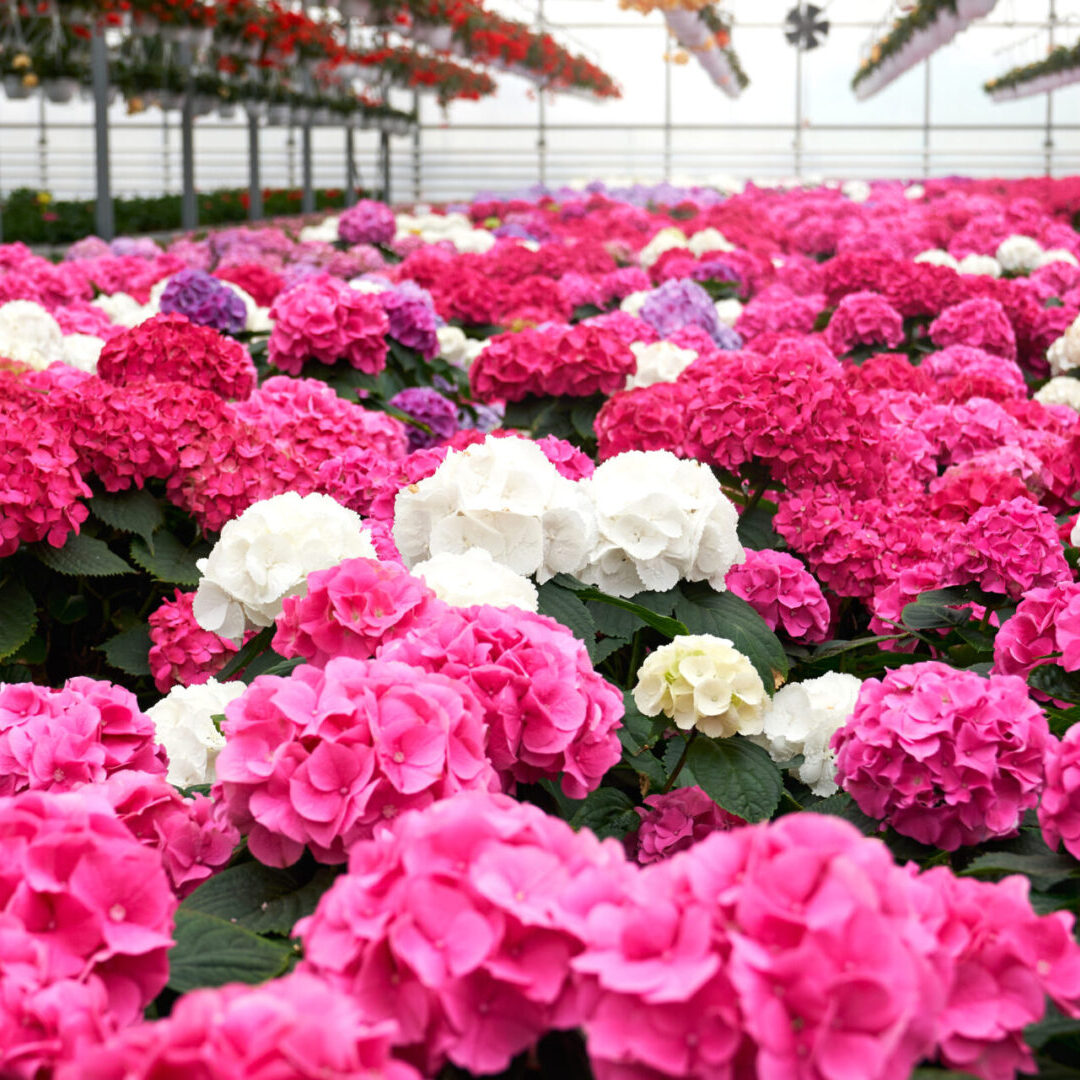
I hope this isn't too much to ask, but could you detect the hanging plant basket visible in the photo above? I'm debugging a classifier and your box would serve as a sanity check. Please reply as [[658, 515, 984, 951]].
[[42, 77, 79, 104], [412, 23, 455, 51], [3, 75, 37, 100]]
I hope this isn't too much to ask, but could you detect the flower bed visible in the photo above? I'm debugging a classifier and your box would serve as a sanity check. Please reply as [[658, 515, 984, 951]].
[[2, 175, 1080, 1079]]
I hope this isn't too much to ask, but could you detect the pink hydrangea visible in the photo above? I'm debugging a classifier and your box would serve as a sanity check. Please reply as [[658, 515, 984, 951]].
[[993, 581, 1080, 680], [0, 789, 176, 1046], [942, 496, 1070, 599], [0, 678, 166, 796], [832, 662, 1053, 849], [148, 589, 242, 693], [576, 813, 943, 1080], [922, 867, 1080, 1080], [62, 972, 420, 1080], [724, 548, 831, 643], [96, 313, 256, 400], [631, 786, 743, 865], [1039, 722, 1080, 859], [930, 298, 1018, 362], [824, 290, 905, 355], [273, 557, 445, 666], [296, 791, 632, 1077], [379, 604, 624, 798], [99, 771, 238, 899], [535, 433, 596, 480], [338, 200, 397, 247], [214, 657, 498, 867], [268, 275, 389, 376], [595, 382, 691, 461]]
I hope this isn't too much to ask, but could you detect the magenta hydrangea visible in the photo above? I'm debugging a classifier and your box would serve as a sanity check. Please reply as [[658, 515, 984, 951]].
[[273, 557, 446, 667], [379, 604, 624, 799], [631, 786, 743, 865], [296, 790, 633, 1077], [824, 290, 905, 355], [993, 581, 1080, 680], [1039, 723, 1080, 860], [148, 589, 243, 694], [929, 298, 1018, 362], [214, 657, 498, 867], [338, 200, 397, 246], [832, 662, 1053, 849], [62, 972, 420, 1080], [724, 547, 831, 643], [0, 677, 166, 796]]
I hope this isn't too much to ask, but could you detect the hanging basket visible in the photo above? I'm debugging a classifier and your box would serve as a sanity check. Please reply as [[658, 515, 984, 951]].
[[43, 78, 79, 104], [957, 0, 998, 19], [664, 11, 711, 50], [3, 75, 37, 100]]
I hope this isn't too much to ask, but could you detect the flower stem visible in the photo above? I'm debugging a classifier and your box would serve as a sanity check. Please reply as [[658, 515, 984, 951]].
[[661, 730, 698, 794]]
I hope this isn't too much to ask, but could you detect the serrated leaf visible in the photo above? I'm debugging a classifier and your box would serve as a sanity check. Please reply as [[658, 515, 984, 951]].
[[181, 859, 340, 937], [591, 637, 627, 665], [685, 737, 783, 822], [129, 532, 203, 586], [550, 577, 688, 639], [97, 623, 152, 677], [167, 908, 294, 994], [35, 532, 134, 577], [1026, 1003, 1080, 1050], [537, 581, 597, 653], [961, 851, 1080, 889], [674, 582, 789, 692], [0, 579, 37, 661], [587, 601, 639, 641], [736, 500, 783, 551], [804, 792, 882, 836], [569, 788, 638, 840], [1029, 664, 1080, 706], [618, 729, 668, 788], [89, 489, 164, 545]]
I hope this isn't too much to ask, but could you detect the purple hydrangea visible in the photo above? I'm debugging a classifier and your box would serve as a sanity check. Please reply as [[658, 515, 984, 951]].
[[639, 278, 743, 349], [338, 199, 396, 246], [379, 286, 440, 360], [493, 222, 539, 242], [110, 236, 162, 259], [388, 387, 459, 451], [159, 269, 247, 334], [692, 257, 743, 289]]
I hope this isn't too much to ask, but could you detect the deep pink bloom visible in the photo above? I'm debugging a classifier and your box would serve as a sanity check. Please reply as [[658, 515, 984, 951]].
[[1039, 723, 1080, 860], [824, 290, 905, 355], [631, 787, 743, 865], [725, 548, 831, 643]]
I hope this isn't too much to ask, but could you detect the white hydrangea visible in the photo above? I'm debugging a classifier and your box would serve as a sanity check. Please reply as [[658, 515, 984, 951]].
[[92, 291, 154, 328], [1048, 313, 1080, 376], [393, 436, 597, 583], [749, 672, 862, 796], [842, 179, 872, 203], [436, 325, 487, 369], [193, 491, 376, 642], [619, 290, 651, 318], [715, 297, 743, 328], [1035, 376, 1080, 412], [996, 235, 1044, 274], [0, 300, 65, 370], [220, 281, 272, 333], [626, 340, 698, 390], [688, 228, 736, 257], [957, 254, 1002, 277], [914, 249, 959, 270], [638, 226, 689, 268], [580, 451, 745, 597], [146, 678, 247, 788], [1037, 248, 1080, 269], [60, 333, 104, 373], [904, 183, 926, 200], [299, 216, 340, 244], [395, 212, 496, 254], [413, 548, 539, 612], [633, 634, 767, 739], [346, 277, 391, 295]]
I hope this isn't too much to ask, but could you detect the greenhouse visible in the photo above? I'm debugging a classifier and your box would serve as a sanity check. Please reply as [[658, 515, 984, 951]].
[[1, 3, 1080, 1079]]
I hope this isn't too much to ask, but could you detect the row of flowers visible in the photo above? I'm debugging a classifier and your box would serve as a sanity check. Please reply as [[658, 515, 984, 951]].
[[2, 173, 1080, 1078], [852, 0, 998, 100]]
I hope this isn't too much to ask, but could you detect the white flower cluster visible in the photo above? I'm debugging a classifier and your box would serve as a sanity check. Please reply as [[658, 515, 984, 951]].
[[633, 633, 767, 739], [413, 548, 539, 612], [298, 216, 341, 245], [0, 299, 106, 373], [581, 451, 745, 596], [436, 325, 487, 369], [146, 678, 247, 788], [1048, 313, 1080, 376], [193, 491, 376, 642], [914, 250, 1002, 277], [996, 234, 1079, 275], [394, 442, 746, 601], [749, 672, 862, 796], [626, 340, 698, 390], [92, 291, 156, 329], [394, 437, 596, 582], [1035, 376, 1080, 413], [688, 227, 736, 257], [638, 226, 689, 268], [395, 211, 498, 254]]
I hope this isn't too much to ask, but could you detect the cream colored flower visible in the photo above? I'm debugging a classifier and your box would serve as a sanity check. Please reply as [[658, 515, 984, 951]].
[[633, 634, 766, 739]]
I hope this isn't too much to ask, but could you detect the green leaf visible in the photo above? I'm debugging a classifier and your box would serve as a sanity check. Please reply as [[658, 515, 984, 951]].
[[587, 601, 639, 642], [569, 787, 639, 840], [550, 576, 688, 639], [685, 737, 783, 822], [618, 729, 668, 788], [1026, 1003, 1080, 1050], [97, 623, 152, 677], [181, 859, 341, 937], [129, 532, 204, 586], [0, 579, 37, 661], [1029, 664, 1080, 706], [909, 1071, 980, 1080], [536, 581, 597, 653], [217, 625, 276, 683], [804, 792, 882, 836], [961, 851, 1080, 890], [736, 500, 783, 551], [674, 582, 789, 692], [89, 489, 164, 545], [34, 532, 135, 577], [570, 399, 600, 444], [167, 908, 294, 994]]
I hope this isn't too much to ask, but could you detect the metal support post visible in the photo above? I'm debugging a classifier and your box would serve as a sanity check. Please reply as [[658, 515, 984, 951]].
[[663, 28, 673, 182], [37, 93, 47, 192], [537, 0, 547, 188], [180, 43, 197, 230], [793, 44, 803, 179], [247, 110, 263, 221], [301, 0, 315, 213], [922, 57, 932, 178], [344, 18, 358, 207], [380, 128, 392, 203], [91, 28, 115, 240]]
